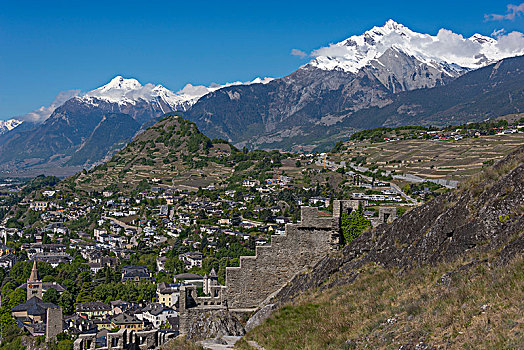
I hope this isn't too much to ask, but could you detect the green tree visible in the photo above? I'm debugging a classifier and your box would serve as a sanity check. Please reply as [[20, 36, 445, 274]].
[[58, 290, 74, 315], [43, 288, 59, 304], [75, 282, 95, 305], [341, 209, 371, 245], [6, 288, 26, 309]]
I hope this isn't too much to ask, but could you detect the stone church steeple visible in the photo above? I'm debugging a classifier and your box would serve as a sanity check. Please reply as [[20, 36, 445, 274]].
[[27, 261, 43, 300]]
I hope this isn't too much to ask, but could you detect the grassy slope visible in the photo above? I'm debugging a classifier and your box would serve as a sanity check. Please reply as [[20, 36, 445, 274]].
[[239, 256, 523, 349]]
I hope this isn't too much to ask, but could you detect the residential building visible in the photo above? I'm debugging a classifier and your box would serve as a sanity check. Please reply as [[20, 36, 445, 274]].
[[179, 251, 203, 269], [76, 301, 112, 320], [110, 312, 144, 331], [121, 265, 154, 283], [141, 303, 177, 328]]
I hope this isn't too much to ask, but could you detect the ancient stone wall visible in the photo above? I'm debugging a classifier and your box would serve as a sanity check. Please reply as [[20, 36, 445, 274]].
[[224, 204, 345, 309], [73, 328, 173, 350]]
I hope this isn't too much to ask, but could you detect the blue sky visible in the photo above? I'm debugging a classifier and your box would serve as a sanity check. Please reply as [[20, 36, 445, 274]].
[[1, 0, 523, 120]]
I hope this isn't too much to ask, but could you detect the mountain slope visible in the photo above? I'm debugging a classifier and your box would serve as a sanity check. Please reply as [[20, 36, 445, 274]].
[[344, 54, 524, 129], [241, 146, 524, 349], [67, 113, 141, 166], [186, 54, 524, 152]]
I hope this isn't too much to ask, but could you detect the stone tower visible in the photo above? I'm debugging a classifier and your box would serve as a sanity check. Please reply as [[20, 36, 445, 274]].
[[46, 306, 63, 341], [27, 261, 43, 300]]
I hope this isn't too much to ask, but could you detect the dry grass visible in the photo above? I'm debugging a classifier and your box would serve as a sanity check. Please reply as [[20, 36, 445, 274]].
[[240, 256, 524, 349]]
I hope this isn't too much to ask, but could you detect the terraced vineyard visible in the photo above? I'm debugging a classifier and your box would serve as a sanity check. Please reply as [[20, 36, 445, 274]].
[[336, 133, 524, 181]]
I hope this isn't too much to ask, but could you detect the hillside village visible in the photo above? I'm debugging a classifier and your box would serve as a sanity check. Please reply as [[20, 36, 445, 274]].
[[0, 118, 522, 349]]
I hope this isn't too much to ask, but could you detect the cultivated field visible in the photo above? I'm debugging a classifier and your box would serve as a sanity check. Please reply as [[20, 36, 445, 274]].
[[338, 133, 524, 181]]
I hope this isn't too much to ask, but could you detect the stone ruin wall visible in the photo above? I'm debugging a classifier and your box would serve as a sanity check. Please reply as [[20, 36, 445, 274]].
[[179, 200, 398, 334], [73, 328, 173, 350], [224, 200, 361, 310]]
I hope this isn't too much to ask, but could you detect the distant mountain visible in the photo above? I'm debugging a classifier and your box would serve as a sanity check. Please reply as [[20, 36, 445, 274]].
[[0, 77, 177, 174], [1, 20, 523, 174], [344, 55, 524, 129], [0, 76, 271, 175], [308, 19, 509, 76], [184, 20, 524, 151]]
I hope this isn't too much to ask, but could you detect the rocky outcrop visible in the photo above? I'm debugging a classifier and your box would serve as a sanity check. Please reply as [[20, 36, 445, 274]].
[[244, 304, 277, 333], [184, 309, 246, 340]]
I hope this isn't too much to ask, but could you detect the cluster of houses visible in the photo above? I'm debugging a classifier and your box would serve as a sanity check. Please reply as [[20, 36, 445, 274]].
[[10, 261, 220, 341]]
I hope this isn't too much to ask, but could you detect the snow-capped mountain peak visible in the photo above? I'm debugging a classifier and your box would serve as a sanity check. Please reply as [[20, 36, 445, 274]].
[[82, 75, 274, 110], [97, 76, 142, 92], [309, 19, 524, 74], [0, 119, 22, 135]]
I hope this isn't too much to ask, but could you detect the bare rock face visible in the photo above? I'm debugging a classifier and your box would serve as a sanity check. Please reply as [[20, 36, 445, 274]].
[[367, 47, 460, 92], [185, 309, 245, 340]]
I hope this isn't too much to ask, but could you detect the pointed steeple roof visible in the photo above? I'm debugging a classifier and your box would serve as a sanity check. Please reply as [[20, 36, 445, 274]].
[[28, 261, 40, 282], [209, 268, 217, 278]]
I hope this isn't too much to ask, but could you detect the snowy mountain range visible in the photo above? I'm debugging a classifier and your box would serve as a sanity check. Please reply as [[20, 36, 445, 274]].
[[81, 75, 273, 112], [308, 19, 521, 74], [184, 20, 524, 150], [5, 75, 273, 126], [0, 19, 522, 175], [0, 74, 273, 175]]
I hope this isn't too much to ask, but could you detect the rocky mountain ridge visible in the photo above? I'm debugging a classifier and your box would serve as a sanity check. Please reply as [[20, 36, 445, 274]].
[[185, 55, 524, 152]]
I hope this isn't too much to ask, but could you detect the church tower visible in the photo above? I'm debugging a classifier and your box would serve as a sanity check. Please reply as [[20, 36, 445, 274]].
[[27, 261, 43, 300]]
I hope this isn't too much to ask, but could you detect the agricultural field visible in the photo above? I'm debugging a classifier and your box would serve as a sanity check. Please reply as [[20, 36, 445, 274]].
[[336, 133, 524, 181]]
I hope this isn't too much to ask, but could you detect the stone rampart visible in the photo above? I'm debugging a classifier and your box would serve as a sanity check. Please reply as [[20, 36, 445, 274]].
[[178, 201, 368, 335], [224, 203, 348, 309]]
